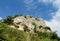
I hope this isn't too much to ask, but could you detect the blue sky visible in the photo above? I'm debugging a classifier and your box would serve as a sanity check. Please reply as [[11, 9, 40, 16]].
[[0, 0, 60, 37], [0, 0, 57, 20]]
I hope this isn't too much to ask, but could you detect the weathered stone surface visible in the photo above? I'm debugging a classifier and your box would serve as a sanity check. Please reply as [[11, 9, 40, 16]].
[[9, 15, 51, 33]]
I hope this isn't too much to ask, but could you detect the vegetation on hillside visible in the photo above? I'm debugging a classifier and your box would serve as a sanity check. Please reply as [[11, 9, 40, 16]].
[[0, 23, 59, 41], [0, 15, 59, 41], [3, 16, 13, 25]]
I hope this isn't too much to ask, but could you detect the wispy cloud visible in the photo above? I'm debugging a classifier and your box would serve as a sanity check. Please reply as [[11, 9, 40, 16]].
[[37, 0, 53, 4], [24, 0, 37, 11], [24, 0, 53, 11], [24, 0, 60, 37], [45, 0, 60, 37]]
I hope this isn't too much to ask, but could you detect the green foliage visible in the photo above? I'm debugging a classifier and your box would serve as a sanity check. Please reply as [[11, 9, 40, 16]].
[[29, 16, 33, 18], [41, 38, 51, 41], [36, 31, 58, 41], [0, 14, 59, 41], [30, 34, 40, 41], [35, 18, 40, 21], [34, 27, 37, 33], [14, 14, 22, 17], [0, 19, 3, 23], [50, 32, 58, 40], [44, 26, 51, 31], [58, 37, 60, 41], [0, 23, 41, 41], [0, 23, 58, 41], [0, 23, 28, 41], [39, 25, 43, 29], [24, 15, 34, 19], [3, 16, 13, 25]]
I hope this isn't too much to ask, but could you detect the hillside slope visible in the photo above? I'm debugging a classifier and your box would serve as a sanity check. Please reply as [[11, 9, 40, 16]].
[[0, 15, 58, 41], [0, 23, 58, 41], [4, 15, 51, 33]]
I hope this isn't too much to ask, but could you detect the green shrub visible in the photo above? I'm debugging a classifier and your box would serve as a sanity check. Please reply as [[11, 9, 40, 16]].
[[14, 14, 22, 17], [0, 23, 28, 41], [0, 23, 58, 41], [3, 16, 13, 25], [44, 26, 51, 31]]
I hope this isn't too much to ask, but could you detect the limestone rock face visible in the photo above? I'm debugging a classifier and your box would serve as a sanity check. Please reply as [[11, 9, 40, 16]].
[[12, 15, 47, 33], [11, 15, 50, 33]]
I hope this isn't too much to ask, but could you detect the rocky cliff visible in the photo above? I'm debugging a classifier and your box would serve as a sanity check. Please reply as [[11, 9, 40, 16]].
[[1, 15, 58, 41], [9, 15, 51, 33]]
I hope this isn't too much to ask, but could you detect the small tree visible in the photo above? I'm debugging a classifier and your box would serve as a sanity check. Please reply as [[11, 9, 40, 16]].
[[39, 26, 43, 29], [35, 18, 40, 21], [50, 32, 58, 41], [58, 37, 60, 41], [3, 16, 13, 25], [14, 14, 22, 18], [44, 26, 51, 31], [34, 27, 37, 33], [0, 20, 3, 23]]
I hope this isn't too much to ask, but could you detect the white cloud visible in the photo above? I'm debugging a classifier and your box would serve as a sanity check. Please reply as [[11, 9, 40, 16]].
[[45, 0, 60, 37], [24, 0, 37, 10], [0, 17, 2, 20], [24, 0, 33, 4], [38, 0, 54, 4], [24, 0, 60, 37], [24, 0, 53, 11], [45, 13, 60, 37], [53, 0, 60, 7]]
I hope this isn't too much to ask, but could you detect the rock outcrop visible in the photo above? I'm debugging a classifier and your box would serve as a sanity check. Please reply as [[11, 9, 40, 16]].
[[10, 15, 51, 33]]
